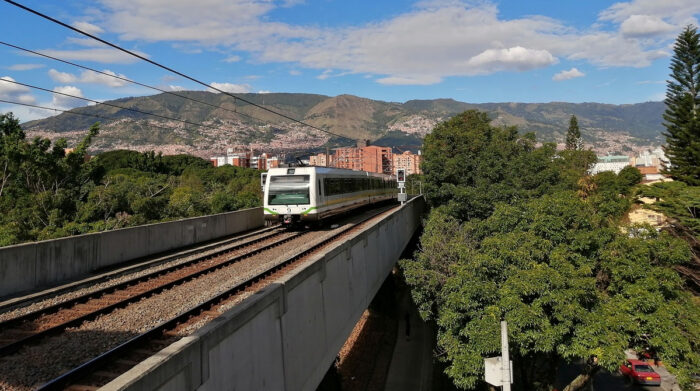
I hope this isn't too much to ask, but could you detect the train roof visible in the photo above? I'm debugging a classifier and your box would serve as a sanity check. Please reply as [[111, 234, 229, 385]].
[[266, 166, 394, 179]]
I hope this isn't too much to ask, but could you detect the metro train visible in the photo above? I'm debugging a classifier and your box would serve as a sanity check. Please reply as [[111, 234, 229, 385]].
[[263, 166, 397, 225]]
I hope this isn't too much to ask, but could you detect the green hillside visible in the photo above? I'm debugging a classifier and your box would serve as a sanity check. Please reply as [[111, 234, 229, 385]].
[[21, 92, 666, 153]]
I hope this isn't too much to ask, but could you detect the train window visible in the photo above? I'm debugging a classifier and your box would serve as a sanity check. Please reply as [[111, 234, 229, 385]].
[[268, 175, 310, 205], [318, 180, 323, 196], [324, 178, 342, 196]]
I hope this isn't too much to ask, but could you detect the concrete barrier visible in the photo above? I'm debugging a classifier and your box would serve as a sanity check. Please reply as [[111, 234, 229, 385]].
[[104, 196, 425, 391], [0, 208, 263, 298]]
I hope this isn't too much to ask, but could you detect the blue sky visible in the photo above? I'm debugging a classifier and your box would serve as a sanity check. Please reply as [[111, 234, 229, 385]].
[[1, 0, 699, 122]]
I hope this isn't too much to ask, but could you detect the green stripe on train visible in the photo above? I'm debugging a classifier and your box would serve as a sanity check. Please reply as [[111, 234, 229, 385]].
[[301, 207, 318, 215], [264, 207, 317, 215]]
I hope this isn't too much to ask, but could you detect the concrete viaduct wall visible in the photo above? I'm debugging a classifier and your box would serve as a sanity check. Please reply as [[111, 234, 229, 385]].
[[0, 208, 263, 298], [105, 196, 425, 391]]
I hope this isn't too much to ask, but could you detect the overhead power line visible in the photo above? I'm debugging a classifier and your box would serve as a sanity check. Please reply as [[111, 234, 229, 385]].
[[1, 98, 111, 121], [0, 98, 217, 136], [0, 40, 265, 124], [1, 78, 244, 131], [3, 0, 352, 142]]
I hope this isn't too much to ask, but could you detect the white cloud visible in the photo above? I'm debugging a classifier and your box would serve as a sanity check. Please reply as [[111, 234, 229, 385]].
[[83, 0, 700, 85], [223, 55, 241, 63], [316, 70, 332, 80], [7, 64, 45, 71], [465, 47, 557, 74], [72, 21, 105, 35], [376, 75, 442, 85], [552, 67, 585, 81], [80, 70, 129, 87], [48, 69, 78, 83], [257, 90, 271, 94], [620, 15, 675, 37], [208, 82, 251, 93], [0, 76, 37, 104], [289, 70, 301, 76], [65, 37, 110, 48], [599, 0, 700, 24], [48, 68, 129, 87], [165, 85, 187, 91], [52, 86, 87, 109]]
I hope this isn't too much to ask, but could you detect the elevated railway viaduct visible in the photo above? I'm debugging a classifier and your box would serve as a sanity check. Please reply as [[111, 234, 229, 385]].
[[0, 197, 424, 391]]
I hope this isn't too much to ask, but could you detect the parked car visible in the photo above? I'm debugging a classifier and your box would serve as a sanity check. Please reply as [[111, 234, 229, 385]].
[[620, 359, 661, 386]]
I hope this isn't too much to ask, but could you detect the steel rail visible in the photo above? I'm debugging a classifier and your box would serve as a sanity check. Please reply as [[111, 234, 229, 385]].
[[0, 226, 281, 330], [37, 206, 395, 390], [0, 225, 280, 317], [0, 229, 307, 357]]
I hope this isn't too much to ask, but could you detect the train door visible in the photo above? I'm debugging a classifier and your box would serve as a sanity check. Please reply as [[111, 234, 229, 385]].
[[316, 174, 325, 209]]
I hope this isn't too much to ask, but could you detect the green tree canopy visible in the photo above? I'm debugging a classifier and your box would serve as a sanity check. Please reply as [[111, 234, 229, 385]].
[[663, 25, 700, 185], [421, 110, 560, 221], [402, 192, 699, 390], [0, 112, 262, 247], [403, 109, 699, 390]]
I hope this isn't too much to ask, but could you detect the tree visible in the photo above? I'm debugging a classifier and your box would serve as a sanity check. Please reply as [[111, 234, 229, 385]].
[[421, 110, 560, 221], [565, 115, 582, 150], [617, 165, 643, 190], [402, 192, 700, 390], [402, 110, 699, 391], [663, 25, 700, 185]]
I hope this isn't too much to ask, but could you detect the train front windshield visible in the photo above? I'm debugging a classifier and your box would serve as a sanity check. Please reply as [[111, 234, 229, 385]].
[[268, 175, 311, 205]]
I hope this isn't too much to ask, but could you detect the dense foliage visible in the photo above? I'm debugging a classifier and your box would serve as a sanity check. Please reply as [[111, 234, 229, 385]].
[[0, 113, 261, 247], [401, 110, 699, 390], [663, 25, 700, 185], [421, 110, 562, 221]]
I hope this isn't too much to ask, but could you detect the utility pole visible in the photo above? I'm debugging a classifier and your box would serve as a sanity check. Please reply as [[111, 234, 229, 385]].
[[484, 321, 513, 390], [501, 321, 511, 391]]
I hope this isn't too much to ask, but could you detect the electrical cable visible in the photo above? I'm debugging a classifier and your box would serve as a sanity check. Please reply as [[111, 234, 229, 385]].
[[1, 78, 238, 131], [0, 98, 218, 135], [0, 40, 274, 125], [3, 0, 352, 141], [0, 98, 111, 121]]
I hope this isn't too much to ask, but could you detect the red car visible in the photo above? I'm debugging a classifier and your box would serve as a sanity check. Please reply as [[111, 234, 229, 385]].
[[620, 359, 661, 386]]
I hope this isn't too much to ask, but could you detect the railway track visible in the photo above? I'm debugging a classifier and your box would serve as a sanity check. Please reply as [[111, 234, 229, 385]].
[[44, 206, 395, 390], [0, 204, 397, 391], [0, 225, 282, 315], [0, 226, 301, 357]]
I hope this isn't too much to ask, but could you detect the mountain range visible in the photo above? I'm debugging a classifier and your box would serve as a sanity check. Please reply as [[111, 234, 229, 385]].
[[21, 92, 666, 157]]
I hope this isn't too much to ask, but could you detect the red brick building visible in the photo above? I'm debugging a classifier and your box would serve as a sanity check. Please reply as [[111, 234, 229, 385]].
[[361, 145, 393, 175], [334, 147, 363, 171], [332, 145, 393, 175]]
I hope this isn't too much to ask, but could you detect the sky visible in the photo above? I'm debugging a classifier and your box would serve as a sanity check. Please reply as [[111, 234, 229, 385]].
[[1, 0, 699, 122]]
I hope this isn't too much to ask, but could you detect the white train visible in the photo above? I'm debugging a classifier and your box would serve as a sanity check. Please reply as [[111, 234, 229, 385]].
[[263, 166, 397, 225]]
